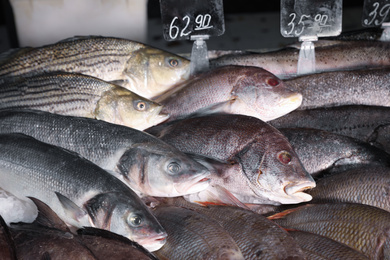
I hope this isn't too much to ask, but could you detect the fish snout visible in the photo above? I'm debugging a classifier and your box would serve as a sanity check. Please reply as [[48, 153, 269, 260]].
[[174, 171, 211, 195], [279, 92, 303, 107], [283, 180, 316, 202], [138, 231, 168, 252]]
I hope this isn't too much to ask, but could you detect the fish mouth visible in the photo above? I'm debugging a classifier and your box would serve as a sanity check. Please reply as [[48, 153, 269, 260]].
[[148, 105, 170, 126], [136, 232, 167, 252], [283, 181, 316, 203], [174, 173, 211, 196], [279, 93, 303, 108]]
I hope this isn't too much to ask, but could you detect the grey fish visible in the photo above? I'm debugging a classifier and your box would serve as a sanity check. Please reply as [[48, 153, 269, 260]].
[[269, 105, 390, 153], [279, 128, 390, 177], [269, 203, 390, 259], [0, 133, 167, 252], [0, 109, 210, 198], [210, 41, 390, 79], [154, 65, 302, 122], [153, 205, 244, 260], [308, 165, 390, 213], [0, 36, 190, 99], [285, 67, 390, 110], [289, 230, 369, 260], [146, 114, 315, 205], [9, 197, 158, 260], [0, 72, 168, 130], [156, 197, 307, 259]]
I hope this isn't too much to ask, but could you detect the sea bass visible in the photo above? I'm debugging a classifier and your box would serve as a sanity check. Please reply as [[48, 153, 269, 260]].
[[285, 67, 390, 109], [0, 36, 190, 99], [0, 72, 168, 130], [0, 109, 210, 197], [0, 133, 167, 252], [308, 165, 390, 213], [210, 40, 390, 79], [269, 203, 390, 259], [153, 205, 244, 260], [146, 114, 316, 205], [269, 105, 390, 153], [154, 65, 302, 122], [9, 197, 158, 259], [279, 128, 390, 177], [155, 197, 307, 259]]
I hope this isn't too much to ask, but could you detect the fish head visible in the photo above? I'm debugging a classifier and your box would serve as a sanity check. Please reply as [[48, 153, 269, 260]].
[[116, 144, 211, 197], [235, 139, 315, 204], [84, 192, 167, 252], [231, 67, 302, 121], [124, 47, 191, 99], [95, 86, 169, 130]]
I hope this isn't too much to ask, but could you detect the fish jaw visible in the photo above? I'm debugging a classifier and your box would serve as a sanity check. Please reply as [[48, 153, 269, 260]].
[[284, 181, 315, 202], [173, 172, 211, 196], [135, 231, 168, 252]]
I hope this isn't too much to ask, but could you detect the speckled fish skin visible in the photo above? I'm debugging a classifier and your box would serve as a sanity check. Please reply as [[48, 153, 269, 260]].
[[270, 203, 390, 259], [269, 105, 390, 153], [153, 205, 244, 260], [0, 36, 191, 99], [279, 128, 390, 176], [289, 230, 369, 260], [307, 165, 390, 213], [210, 41, 390, 79], [0, 109, 210, 198], [155, 65, 302, 122], [0, 133, 167, 252], [156, 197, 307, 260], [146, 114, 316, 205], [0, 72, 168, 130], [285, 67, 390, 110]]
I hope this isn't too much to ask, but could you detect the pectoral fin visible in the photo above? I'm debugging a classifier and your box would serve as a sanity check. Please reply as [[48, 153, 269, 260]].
[[55, 192, 87, 225]]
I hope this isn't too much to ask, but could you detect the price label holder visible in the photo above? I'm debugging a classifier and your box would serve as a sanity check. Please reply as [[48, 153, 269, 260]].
[[159, 0, 225, 75], [280, 0, 342, 75], [362, 0, 390, 41]]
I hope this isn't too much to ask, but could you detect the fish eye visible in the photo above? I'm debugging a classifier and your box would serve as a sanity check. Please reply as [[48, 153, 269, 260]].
[[133, 100, 148, 111], [167, 162, 180, 174], [266, 77, 280, 87], [128, 213, 143, 227], [277, 151, 292, 165], [168, 58, 179, 67]]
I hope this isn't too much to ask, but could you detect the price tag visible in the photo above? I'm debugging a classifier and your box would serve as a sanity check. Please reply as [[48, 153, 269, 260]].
[[280, 0, 342, 38], [362, 0, 390, 27], [159, 0, 225, 41]]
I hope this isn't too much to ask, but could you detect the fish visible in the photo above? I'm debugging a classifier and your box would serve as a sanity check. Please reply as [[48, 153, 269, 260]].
[[153, 205, 244, 260], [0, 133, 167, 252], [0, 109, 210, 197], [0, 214, 16, 260], [307, 165, 390, 213], [155, 197, 307, 259], [210, 40, 390, 79], [8, 197, 158, 259], [154, 65, 302, 122], [279, 128, 390, 177], [0, 36, 191, 99], [285, 67, 390, 110], [269, 203, 390, 259], [146, 114, 316, 205], [0, 72, 168, 130], [288, 230, 369, 260], [269, 105, 390, 153]]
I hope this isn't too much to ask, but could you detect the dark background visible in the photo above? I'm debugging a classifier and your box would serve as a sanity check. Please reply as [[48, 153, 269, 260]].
[[0, 0, 365, 48]]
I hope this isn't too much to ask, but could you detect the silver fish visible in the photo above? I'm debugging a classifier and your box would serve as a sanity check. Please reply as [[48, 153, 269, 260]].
[[0, 133, 167, 252], [0, 109, 210, 198]]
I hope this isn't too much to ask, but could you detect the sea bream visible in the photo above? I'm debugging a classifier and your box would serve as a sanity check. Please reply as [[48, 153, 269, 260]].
[[154, 65, 302, 122], [0, 36, 190, 99], [146, 114, 316, 205], [210, 40, 390, 79], [0, 109, 210, 198], [0, 133, 167, 252], [0, 72, 168, 130]]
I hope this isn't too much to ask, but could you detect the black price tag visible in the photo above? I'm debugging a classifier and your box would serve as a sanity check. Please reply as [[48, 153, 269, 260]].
[[280, 0, 342, 38], [362, 0, 390, 27], [159, 0, 225, 41]]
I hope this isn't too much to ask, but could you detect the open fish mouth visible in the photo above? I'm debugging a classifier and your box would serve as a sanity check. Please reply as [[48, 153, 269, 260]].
[[136, 232, 168, 252], [174, 174, 211, 196], [283, 181, 316, 203]]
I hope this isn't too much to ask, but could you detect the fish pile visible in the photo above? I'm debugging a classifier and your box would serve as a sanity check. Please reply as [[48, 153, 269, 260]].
[[0, 29, 390, 259]]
